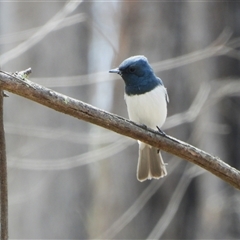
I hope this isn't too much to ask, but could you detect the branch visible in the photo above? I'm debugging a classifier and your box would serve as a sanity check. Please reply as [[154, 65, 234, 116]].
[[0, 89, 8, 240], [0, 1, 82, 65], [0, 70, 240, 190]]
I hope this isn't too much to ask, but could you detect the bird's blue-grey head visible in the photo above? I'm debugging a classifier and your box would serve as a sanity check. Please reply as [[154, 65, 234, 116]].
[[109, 55, 163, 95]]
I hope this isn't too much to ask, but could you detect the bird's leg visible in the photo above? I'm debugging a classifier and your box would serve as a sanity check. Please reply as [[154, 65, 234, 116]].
[[157, 126, 180, 144], [156, 126, 166, 137], [156, 126, 166, 154]]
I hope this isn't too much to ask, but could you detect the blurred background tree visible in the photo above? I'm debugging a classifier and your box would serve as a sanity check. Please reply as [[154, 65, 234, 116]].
[[0, 1, 240, 239]]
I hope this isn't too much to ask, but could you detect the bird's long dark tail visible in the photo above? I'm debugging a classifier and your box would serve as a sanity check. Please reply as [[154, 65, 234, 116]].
[[137, 145, 167, 182]]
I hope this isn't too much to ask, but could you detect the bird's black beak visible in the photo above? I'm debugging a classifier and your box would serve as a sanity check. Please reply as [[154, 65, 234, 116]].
[[109, 68, 120, 75]]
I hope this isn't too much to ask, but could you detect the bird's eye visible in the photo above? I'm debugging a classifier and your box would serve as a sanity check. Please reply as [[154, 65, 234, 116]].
[[129, 66, 136, 73]]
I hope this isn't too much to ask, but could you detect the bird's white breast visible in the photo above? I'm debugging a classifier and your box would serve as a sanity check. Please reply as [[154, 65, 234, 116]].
[[124, 85, 168, 129]]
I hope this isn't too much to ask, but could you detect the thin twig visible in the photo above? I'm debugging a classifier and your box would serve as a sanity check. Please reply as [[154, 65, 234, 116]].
[[0, 13, 86, 45], [99, 159, 180, 239], [0, 0, 82, 65], [147, 165, 202, 240], [0, 70, 240, 190], [0, 90, 8, 240]]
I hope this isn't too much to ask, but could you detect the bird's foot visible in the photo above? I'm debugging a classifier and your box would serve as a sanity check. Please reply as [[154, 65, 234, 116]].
[[157, 126, 180, 144], [156, 126, 166, 137]]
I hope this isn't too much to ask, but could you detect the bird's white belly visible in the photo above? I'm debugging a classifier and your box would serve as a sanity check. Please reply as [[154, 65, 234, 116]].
[[124, 85, 167, 129]]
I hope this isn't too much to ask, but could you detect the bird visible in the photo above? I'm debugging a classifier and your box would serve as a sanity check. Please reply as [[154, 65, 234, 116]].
[[109, 55, 169, 182]]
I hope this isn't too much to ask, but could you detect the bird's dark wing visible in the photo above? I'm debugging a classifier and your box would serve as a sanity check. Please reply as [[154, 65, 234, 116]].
[[157, 77, 169, 103], [165, 89, 169, 103]]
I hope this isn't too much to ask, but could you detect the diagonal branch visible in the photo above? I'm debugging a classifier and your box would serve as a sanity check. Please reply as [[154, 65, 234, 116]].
[[0, 1, 82, 66], [0, 70, 240, 190]]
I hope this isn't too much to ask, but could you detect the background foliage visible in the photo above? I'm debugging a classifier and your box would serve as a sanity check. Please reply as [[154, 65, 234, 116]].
[[0, 1, 240, 239]]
